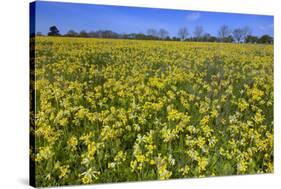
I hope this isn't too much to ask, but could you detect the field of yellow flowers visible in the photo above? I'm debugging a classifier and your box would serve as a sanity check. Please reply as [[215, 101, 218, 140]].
[[31, 36, 273, 187]]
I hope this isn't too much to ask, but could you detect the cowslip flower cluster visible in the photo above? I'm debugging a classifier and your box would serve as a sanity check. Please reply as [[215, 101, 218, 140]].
[[32, 36, 273, 187]]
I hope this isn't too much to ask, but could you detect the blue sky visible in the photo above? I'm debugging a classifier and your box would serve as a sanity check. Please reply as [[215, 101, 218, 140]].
[[32, 1, 273, 37]]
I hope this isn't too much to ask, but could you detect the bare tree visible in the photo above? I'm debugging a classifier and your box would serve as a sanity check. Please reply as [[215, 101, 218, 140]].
[[232, 28, 244, 43], [158, 29, 169, 40], [178, 27, 189, 41], [147, 28, 158, 37], [241, 26, 252, 42], [193, 26, 204, 41], [218, 25, 231, 42]]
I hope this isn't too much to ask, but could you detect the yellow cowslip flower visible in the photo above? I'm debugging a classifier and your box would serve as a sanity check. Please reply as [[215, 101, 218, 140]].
[[198, 157, 208, 172], [108, 162, 116, 169], [80, 168, 100, 184], [237, 161, 248, 173], [81, 176, 90, 184], [76, 107, 89, 120], [238, 98, 249, 112], [210, 109, 218, 118], [200, 115, 210, 126], [80, 132, 93, 145], [86, 141, 97, 158], [197, 136, 206, 149], [180, 165, 190, 176], [136, 154, 145, 163], [167, 108, 182, 122], [161, 127, 177, 143], [35, 146, 54, 162], [54, 110, 69, 127], [247, 87, 264, 101], [114, 151, 127, 162], [253, 111, 265, 124], [130, 160, 137, 172], [148, 77, 165, 89], [150, 159, 156, 165], [155, 154, 172, 180], [59, 165, 70, 179], [67, 136, 78, 152]]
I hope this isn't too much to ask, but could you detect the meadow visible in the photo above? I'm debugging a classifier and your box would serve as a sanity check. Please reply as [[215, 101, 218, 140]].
[[31, 36, 273, 187]]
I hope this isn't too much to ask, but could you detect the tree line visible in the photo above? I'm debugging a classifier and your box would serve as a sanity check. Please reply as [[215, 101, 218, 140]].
[[36, 25, 273, 44]]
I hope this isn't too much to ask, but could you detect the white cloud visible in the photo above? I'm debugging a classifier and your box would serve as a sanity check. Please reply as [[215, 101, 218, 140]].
[[186, 12, 201, 21]]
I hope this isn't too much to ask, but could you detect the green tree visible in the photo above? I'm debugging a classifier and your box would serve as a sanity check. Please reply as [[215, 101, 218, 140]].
[[65, 30, 78, 37], [245, 35, 258, 44], [79, 30, 89, 38], [258, 35, 273, 44], [48, 26, 60, 36]]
